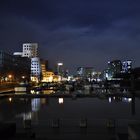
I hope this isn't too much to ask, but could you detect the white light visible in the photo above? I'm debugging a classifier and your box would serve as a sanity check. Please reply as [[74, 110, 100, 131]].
[[22, 76, 25, 79], [9, 98, 12, 102], [58, 98, 64, 104], [48, 76, 53, 82], [122, 97, 132, 103], [106, 73, 109, 78], [109, 97, 112, 103], [58, 63, 63, 66], [36, 91, 40, 94], [128, 98, 132, 102], [31, 90, 35, 94]]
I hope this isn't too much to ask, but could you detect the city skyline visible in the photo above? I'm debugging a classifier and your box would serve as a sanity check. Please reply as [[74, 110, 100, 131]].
[[0, 0, 140, 72]]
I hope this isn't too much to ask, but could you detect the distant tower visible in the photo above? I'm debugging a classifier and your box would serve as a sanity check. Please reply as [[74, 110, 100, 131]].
[[22, 43, 38, 58], [57, 63, 63, 75]]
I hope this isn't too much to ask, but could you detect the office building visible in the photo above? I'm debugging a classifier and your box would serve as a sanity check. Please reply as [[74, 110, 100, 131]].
[[77, 67, 94, 77], [76, 67, 101, 82], [0, 50, 30, 82], [31, 57, 41, 82], [22, 43, 38, 58], [40, 59, 48, 81], [106, 60, 122, 80], [122, 60, 132, 73]]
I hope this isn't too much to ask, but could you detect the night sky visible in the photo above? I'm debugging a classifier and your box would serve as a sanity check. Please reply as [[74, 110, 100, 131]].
[[0, 0, 140, 73]]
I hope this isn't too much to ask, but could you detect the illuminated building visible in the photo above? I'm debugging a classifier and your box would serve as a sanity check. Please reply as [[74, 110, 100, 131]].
[[105, 60, 122, 80], [21, 43, 42, 82], [45, 71, 59, 82], [45, 71, 55, 82], [122, 60, 132, 73], [31, 57, 41, 82], [40, 59, 48, 81], [104, 60, 132, 80], [76, 67, 101, 81], [40, 60, 59, 82], [22, 43, 38, 58], [42, 71, 59, 82]]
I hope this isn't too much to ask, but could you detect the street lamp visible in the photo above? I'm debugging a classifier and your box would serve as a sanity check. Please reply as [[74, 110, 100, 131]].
[[22, 76, 25, 79], [8, 75, 12, 82], [8, 75, 12, 79]]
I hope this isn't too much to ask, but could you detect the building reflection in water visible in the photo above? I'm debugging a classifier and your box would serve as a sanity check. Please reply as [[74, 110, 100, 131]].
[[23, 112, 32, 121], [108, 96, 136, 116], [108, 96, 133, 103], [31, 98, 41, 112], [108, 97, 112, 103], [31, 98, 41, 122], [30, 98, 48, 122], [122, 97, 132, 103], [8, 97, 12, 102], [131, 96, 135, 115]]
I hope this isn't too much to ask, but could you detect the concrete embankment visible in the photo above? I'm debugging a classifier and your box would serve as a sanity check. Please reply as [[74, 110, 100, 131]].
[[0, 83, 17, 94]]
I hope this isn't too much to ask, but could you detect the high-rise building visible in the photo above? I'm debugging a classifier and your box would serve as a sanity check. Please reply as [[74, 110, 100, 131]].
[[40, 59, 48, 81], [22, 43, 38, 58], [77, 67, 94, 77], [21, 43, 42, 82], [105, 60, 122, 80], [31, 57, 41, 82], [57, 62, 63, 75], [122, 60, 132, 73]]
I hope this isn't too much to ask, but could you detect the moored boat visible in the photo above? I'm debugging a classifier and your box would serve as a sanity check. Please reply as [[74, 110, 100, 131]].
[[14, 82, 30, 94]]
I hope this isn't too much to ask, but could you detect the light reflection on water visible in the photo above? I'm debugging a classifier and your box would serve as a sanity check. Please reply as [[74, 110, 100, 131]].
[[0, 96, 140, 128], [30, 89, 55, 95], [31, 98, 41, 112], [58, 98, 64, 104]]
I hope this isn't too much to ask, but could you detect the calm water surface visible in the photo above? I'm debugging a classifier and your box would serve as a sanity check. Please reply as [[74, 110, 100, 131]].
[[0, 96, 140, 122]]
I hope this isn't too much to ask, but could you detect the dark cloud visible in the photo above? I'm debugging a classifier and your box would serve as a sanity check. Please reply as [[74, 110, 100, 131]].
[[0, 0, 140, 73]]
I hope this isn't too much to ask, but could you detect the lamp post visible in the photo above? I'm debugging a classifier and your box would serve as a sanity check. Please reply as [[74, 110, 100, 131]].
[[8, 74, 12, 83]]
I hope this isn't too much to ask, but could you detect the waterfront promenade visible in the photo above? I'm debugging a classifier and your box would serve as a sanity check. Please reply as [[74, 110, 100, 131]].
[[0, 83, 140, 99]]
